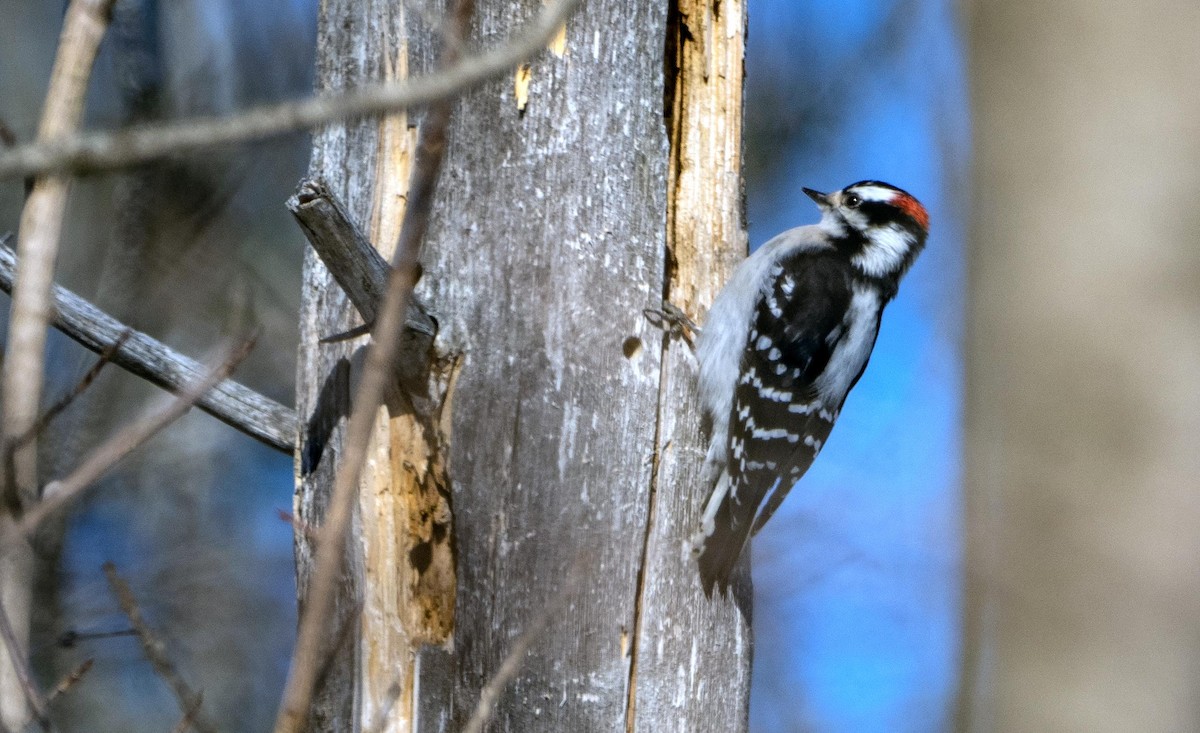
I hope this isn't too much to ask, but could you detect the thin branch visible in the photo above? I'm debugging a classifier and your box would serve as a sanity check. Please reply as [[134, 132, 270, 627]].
[[0, 2, 116, 728], [271, 112, 429, 733], [15, 330, 131, 447], [102, 562, 217, 733], [56, 628, 136, 648], [0, 0, 582, 180], [0, 243, 296, 453], [286, 178, 435, 335], [17, 337, 257, 536], [461, 623, 540, 733], [0, 595, 47, 730], [276, 510, 319, 549], [272, 0, 483, 727], [462, 560, 582, 733], [46, 658, 94, 704], [169, 695, 205, 733], [3, 0, 118, 505]]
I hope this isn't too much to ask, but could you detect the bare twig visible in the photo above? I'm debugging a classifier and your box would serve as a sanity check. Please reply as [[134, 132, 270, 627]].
[[0, 244, 296, 453], [46, 658, 94, 703], [3, 0, 118, 505], [286, 179, 391, 326], [271, 118, 430, 733], [462, 560, 582, 733], [169, 695, 205, 733], [15, 330, 131, 446], [102, 562, 217, 733], [276, 510, 319, 549], [0, 594, 47, 729], [272, 1, 483, 728], [0, 0, 582, 181], [0, 2, 117, 728], [461, 622, 541, 733], [18, 337, 257, 536], [57, 628, 136, 648]]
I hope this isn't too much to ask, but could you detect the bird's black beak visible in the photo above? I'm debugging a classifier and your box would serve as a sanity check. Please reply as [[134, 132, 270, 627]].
[[803, 187, 830, 208]]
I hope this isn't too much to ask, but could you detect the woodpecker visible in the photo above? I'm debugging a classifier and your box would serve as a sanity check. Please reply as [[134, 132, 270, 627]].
[[691, 180, 929, 596]]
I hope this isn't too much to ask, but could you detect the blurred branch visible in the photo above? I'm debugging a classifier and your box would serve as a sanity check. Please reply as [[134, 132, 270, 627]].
[[18, 337, 257, 536], [3, 0, 118, 503], [14, 330, 131, 447], [0, 2, 117, 728], [103, 562, 217, 733], [0, 601, 47, 730], [0, 0, 581, 181], [0, 241, 296, 453], [56, 628, 135, 648], [272, 0, 477, 728], [461, 602, 549, 733], [276, 511, 319, 549], [46, 658, 93, 704], [462, 557, 581, 733], [169, 698, 205, 733], [364, 683, 402, 733]]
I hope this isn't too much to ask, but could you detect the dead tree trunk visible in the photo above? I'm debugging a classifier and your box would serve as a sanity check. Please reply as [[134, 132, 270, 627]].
[[295, 0, 750, 730], [961, 1, 1200, 730]]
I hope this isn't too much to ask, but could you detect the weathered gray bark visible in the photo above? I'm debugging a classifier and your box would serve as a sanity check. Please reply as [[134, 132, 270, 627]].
[[961, 1, 1200, 730], [296, 1, 751, 730]]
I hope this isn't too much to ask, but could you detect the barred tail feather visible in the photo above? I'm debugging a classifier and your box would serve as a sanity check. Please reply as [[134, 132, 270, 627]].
[[692, 473, 754, 597]]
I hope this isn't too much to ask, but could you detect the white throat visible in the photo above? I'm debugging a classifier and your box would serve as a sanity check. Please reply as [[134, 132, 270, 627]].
[[851, 223, 913, 278]]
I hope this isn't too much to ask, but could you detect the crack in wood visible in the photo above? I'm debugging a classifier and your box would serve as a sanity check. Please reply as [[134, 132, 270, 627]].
[[624, 0, 752, 728]]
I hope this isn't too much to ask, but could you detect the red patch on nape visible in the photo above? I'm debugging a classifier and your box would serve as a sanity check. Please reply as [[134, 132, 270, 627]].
[[892, 193, 930, 231]]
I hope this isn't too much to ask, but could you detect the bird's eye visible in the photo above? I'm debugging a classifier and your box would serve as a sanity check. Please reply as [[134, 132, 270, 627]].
[[843, 193, 862, 209]]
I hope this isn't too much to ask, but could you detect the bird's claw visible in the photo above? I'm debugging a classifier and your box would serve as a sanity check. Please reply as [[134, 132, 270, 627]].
[[643, 301, 700, 350]]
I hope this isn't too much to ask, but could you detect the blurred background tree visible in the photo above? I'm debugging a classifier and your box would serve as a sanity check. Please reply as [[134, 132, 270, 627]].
[[963, 2, 1200, 731]]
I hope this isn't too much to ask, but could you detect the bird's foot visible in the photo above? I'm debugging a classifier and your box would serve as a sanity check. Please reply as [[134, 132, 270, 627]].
[[643, 301, 700, 350]]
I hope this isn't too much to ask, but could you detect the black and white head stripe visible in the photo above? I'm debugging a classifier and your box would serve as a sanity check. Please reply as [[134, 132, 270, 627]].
[[842, 181, 930, 230], [822, 181, 929, 280]]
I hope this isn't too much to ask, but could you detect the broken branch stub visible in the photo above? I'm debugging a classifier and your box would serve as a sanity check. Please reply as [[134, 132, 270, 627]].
[[288, 177, 440, 400], [288, 177, 457, 647]]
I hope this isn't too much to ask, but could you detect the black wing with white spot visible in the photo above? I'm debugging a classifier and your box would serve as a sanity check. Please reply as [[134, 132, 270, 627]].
[[697, 252, 855, 595]]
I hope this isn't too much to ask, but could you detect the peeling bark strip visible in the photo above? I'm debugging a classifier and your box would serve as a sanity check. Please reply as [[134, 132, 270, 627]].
[[663, 0, 748, 313]]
